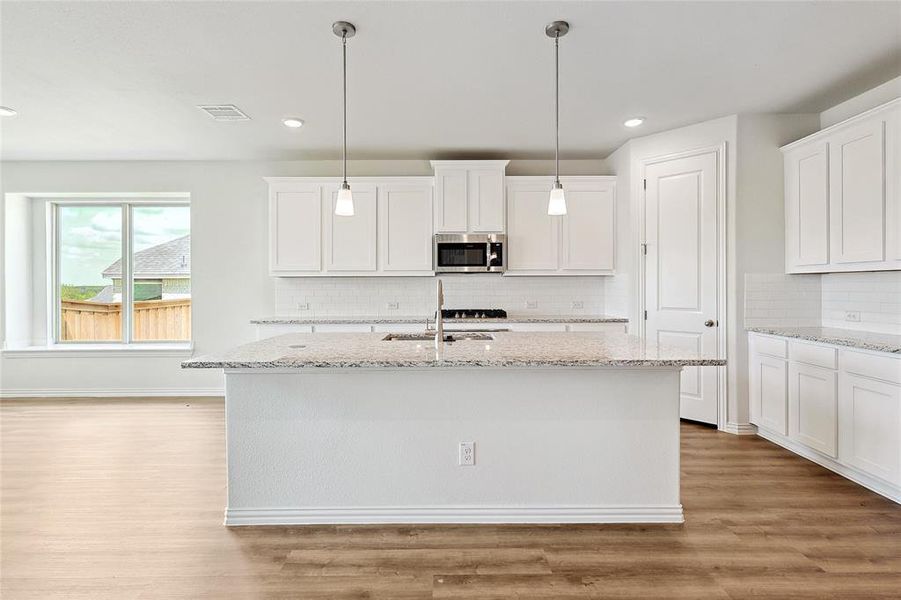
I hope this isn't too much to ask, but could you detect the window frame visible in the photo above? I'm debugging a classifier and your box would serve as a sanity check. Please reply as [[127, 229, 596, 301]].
[[49, 197, 191, 345]]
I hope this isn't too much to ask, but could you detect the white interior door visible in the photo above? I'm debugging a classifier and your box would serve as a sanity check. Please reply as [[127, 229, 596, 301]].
[[644, 150, 720, 425]]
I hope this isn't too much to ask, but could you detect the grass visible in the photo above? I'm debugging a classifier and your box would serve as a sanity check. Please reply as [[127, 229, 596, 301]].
[[60, 285, 105, 301]]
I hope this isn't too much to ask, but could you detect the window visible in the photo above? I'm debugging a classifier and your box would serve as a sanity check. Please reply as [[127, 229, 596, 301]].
[[54, 200, 191, 343]]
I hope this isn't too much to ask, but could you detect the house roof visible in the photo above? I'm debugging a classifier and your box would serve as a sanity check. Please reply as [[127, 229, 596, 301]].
[[102, 235, 190, 279]]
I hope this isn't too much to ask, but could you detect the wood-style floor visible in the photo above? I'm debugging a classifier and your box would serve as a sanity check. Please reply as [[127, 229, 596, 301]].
[[2, 398, 899, 599]]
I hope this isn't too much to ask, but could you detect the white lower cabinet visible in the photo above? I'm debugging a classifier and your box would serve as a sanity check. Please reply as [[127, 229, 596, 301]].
[[789, 362, 837, 457], [839, 372, 900, 486], [750, 351, 788, 435], [749, 332, 901, 502]]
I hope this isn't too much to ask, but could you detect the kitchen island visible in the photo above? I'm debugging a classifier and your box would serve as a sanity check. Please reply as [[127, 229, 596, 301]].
[[183, 331, 724, 525]]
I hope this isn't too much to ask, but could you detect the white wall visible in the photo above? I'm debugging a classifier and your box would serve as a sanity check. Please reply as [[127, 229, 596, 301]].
[[606, 112, 821, 430], [0, 158, 609, 396], [820, 75, 901, 128]]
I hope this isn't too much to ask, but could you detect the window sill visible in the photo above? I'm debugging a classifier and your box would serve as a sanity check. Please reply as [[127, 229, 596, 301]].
[[1, 343, 194, 359]]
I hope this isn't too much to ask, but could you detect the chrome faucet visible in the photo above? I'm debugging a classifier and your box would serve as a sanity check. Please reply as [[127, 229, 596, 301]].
[[435, 278, 444, 348]]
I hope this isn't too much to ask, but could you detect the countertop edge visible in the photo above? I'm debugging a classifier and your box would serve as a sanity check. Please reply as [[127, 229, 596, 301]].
[[182, 359, 725, 370], [746, 327, 901, 354], [251, 316, 630, 325]]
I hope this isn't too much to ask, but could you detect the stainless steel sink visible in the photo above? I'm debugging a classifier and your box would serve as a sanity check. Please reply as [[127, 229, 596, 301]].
[[382, 332, 495, 342]]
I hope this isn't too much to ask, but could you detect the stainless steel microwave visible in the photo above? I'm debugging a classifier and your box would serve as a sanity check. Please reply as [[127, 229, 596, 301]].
[[434, 234, 506, 273]]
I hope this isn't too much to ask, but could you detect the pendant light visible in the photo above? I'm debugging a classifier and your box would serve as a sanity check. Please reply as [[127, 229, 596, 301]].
[[333, 21, 356, 216], [546, 20, 569, 216]]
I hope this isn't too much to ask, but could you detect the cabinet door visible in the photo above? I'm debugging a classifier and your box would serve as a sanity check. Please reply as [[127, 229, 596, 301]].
[[789, 362, 838, 457], [468, 169, 505, 233], [269, 185, 322, 273], [560, 180, 615, 272], [839, 373, 901, 485], [784, 142, 829, 271], [434, 169, 468, 233], [506, 182, 559, 272], [750, 353, 788, 434], [379, 183, 433, 272], [325, 184, 377, 272], [886, 107, 901, 262], [829, 118, 886, 264]]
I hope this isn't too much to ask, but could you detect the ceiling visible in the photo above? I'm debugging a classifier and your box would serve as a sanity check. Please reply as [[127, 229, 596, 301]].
[[1, 1, 899, 161]]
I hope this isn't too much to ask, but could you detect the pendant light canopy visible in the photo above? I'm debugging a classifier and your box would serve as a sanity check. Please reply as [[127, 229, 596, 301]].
[[546, 20, 569, 216], [333, 21, 356, 217]]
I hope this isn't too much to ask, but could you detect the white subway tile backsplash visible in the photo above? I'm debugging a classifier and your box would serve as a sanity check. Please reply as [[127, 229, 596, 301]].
[[745, 271, 901, 334], [744, 273, 821, 328], [273, 275, 607, 317], [821, 271, 901, 334]]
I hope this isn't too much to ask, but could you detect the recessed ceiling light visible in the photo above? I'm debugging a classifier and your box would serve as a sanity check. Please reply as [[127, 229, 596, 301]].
[[0, 106, 17, 117], [624, 117, 645, 128], [282, 118, 304, 128]]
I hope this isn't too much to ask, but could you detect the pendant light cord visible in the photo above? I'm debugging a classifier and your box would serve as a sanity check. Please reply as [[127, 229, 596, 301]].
[[554, 33, 560, 186], [342, 33, 348, 185]]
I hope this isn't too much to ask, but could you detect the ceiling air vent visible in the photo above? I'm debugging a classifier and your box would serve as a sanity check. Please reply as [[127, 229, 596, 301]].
[[197, 104, 251, 121]]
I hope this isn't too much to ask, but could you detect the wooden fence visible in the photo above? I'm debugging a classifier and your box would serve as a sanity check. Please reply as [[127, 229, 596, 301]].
[[60, 299, 191, 341]]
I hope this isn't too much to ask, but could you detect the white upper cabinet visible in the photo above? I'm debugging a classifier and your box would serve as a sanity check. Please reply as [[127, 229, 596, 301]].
[[431, 160, 508, 233], [266, 177, 434, 277], [560, 180, 616, 272], [784, 141, 829, 271], [506, 180, 559, 272], [506, 176, 616, 275], [782, 98, 899, 273], [378, 182, 434, 273], [268, 182, 322, 274], [830, 118, 885, 264], [326, 184, 378, 272]]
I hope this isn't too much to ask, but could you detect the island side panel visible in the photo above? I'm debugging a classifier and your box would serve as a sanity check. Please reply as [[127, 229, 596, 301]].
[[223, 367, 682, 525]]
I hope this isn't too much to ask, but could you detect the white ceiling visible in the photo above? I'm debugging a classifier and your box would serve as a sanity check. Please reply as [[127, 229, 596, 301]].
[[1, 1, 899, 161]]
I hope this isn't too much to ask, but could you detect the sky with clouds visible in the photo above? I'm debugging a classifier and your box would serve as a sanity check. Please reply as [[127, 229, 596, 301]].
[[59, 205, 190, 286]]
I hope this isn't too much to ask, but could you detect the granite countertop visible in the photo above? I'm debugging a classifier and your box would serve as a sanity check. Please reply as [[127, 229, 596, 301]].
[[182, 331, 724, 370], [251, 315, 629, 325], [747, 326, 901, 354]]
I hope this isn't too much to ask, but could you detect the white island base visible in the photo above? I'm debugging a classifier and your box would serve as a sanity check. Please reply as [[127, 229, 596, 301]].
[[223, 366, 683, 526]]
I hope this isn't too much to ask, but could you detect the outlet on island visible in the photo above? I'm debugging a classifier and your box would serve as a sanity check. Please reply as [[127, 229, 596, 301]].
[[458, 441, 475, 466], [844, 311, 861, 322]]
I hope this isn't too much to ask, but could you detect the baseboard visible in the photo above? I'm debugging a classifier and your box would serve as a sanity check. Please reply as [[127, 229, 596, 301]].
[[224, 505, 685, 526], [0, 387, 224, 398], [723, 421, 758, 435], [756, 427, 900, 504]]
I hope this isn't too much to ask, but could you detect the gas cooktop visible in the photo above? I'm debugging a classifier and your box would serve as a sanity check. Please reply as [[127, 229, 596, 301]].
[[439, 309, 508, 319]]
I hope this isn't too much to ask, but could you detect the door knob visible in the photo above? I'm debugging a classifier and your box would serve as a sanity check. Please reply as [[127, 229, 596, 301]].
[[704, 319, 716, 328]]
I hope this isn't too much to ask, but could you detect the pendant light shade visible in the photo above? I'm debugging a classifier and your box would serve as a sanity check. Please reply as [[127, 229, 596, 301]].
[[548, 181, 567, 216], [333, 21, 356, 216], [546, 21, 569, 216], [335, 182, 354, 216]]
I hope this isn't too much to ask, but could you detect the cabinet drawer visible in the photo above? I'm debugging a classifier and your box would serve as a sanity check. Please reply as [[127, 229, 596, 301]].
[[841, 350, 901, 384], [750, 334, 787, 358], [789, 341, 837, 369]]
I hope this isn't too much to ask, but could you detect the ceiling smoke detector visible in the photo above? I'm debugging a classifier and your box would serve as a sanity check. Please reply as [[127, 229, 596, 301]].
[[197, 104, 251, 121]]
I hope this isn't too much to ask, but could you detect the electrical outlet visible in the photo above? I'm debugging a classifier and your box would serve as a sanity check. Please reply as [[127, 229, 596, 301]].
[[458, 441, 475, 466], [297, 302, 310, 311], [386, 301, 399, 310], [572, 301, 584, 310], [844, 311, 861, 322], [525, 300, 539, 310]]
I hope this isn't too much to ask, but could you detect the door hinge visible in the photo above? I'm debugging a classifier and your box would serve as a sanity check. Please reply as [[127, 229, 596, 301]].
[[643, 178, 647, 191], [643, 310, 648, 320], [640, 243, 647, 256]]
